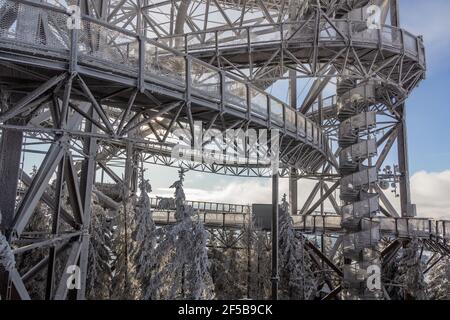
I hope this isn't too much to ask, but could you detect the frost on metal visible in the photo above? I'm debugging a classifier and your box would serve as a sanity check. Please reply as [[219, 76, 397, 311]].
[[0, 212, 15, 272]]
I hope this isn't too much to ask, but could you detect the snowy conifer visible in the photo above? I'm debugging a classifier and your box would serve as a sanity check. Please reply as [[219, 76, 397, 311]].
[[427, 256, 449, 300], [131, 169, 157, 299], [111, 196, 136, 299], [278, 195, 317, 300], [250, 230, 271, 299], [209, 230, 247, 299], [146, 170, 214, 299], [393, 238, 428, 300], [86, 195, 114, 300], [0, 212, 15, 272]]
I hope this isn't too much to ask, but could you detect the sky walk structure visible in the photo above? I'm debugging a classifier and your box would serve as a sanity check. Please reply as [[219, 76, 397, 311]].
[[0, 0, 444, 300]]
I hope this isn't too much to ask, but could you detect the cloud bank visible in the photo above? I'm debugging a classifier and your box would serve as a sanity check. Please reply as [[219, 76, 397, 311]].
[[154, 171, 450, 220]]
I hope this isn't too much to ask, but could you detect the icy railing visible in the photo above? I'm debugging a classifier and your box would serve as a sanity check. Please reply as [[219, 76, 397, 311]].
[[149, 196, 450, 239], [152, 210, 251, 227], [148, 197, 250, 214], [0, 0, 329, 154], [293, 215, 450, 240], [155, 19, 425, 65]]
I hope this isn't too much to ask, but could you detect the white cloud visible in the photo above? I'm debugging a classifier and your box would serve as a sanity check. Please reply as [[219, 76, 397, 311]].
[[410, 170, 450, 220], [155, 179, 287, 205], [154, 170, 450, 221]]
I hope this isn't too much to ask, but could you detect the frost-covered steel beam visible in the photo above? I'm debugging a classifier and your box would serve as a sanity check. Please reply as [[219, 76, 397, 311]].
[[328, 235, 342, 260], [305, 239, 343, 277], [322, 285, 341, 300], [0, 74, 66, 123], [77, 107, 99, 300], [376, 126, 398, 170], [21, 243, 72, 283], [98, 161, 123, 184], [376, 185, 400, 218], [303, 181, 339, 216], [300, 69, 334, 114], [322, 182, 340, 215], [12, 140, 65, 238], [54, 239, 82, 300], [0, 125, 23, 233], [7, 268, 31, 300], [380, 238, 402, 265], [299, 182, 321, 215], [64, 154, 85, 225], [12, 232, 83, 255]]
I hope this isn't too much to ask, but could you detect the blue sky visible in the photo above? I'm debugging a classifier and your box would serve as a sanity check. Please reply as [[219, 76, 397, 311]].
[[400, 0, 450, 173]]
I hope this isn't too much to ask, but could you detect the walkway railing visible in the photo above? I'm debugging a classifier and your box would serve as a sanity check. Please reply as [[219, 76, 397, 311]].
[[155, 19, 425, 65], [149, 196, 449, 240], [0, 0, 330, 161]]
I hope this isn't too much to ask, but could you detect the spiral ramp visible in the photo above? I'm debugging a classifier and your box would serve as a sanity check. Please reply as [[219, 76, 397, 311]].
[[337, 80, 382, 299]]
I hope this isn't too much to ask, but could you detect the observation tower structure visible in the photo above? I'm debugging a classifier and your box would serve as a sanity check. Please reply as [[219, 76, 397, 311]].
[[0, 0, 441, 301]]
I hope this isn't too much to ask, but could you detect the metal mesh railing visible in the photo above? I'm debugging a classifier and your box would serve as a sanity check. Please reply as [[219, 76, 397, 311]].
[[0, 0, 330, 162], [154, 19, 425, 64]]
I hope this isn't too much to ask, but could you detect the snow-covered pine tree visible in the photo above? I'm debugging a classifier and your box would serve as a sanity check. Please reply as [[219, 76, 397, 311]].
[[131, 168, 157, 299], [427, 256, 450, 300], [86, 195, 114, 300], [0, 212, 15, 272], [394, 237, 428, 300], [250, 230, 271, 299], [278, 194, 317, 300], [0, 212, 15, 301], [146, 169, 214, 300], [14, 166, 51, 299], [111, 195, 136, 299], [208, 230, 247, 300]]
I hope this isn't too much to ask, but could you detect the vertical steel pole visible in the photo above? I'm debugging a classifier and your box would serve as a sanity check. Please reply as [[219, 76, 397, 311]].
[[390, 0, 413, 217], [77, 108, 98, 300], [45, 155, 66, 300], [289, 70, 298, 216], [0, 90, 24, 300], [289, 168, 298, 215], [271, 172, 279, 300], [0, 125, 22, 236]]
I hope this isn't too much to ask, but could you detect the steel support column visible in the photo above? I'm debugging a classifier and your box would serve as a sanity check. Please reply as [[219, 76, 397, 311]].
[[0, 125, 22, 236], [289, 70, 298, 216], [390, 0, 414, 217], [271, 172, 279, 300], [289, 168, 298, 215], [0, 124, 23, 299], [397, 106, 413, 217], [77, 107, 98, 300]]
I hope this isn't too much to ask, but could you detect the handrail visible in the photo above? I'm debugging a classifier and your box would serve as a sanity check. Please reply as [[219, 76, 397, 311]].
[[151, 207, 450, 240], [0, 0, 331, 160], [154, 19, 425, 66]]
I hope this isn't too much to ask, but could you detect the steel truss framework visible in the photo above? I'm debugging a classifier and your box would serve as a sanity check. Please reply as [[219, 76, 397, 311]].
[[0, 0, 443, 301]]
